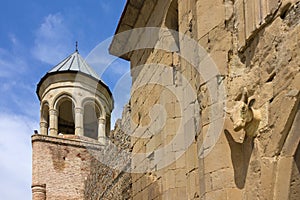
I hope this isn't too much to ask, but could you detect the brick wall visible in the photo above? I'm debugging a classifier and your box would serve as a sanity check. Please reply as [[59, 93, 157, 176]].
[[32, 131, 132, 200]]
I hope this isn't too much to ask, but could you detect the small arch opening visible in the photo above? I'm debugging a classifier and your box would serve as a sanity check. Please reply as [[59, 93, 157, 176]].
[[165, 0, 179, 32], [58, 98, 75, 134], [84, 103, 100, 140], [165, 0, 179, 51]]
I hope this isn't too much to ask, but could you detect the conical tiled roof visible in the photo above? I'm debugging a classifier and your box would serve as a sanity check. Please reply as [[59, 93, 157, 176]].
[[48, 50, 100, 80], [36, 49, 112, 101]]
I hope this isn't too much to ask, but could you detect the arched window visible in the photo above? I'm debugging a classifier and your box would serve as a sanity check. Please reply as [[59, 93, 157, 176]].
[[83, 102, 100, 140], [165, 0, 178, 32], [57, 98, 75, 134], [165, 0, 179, 52]]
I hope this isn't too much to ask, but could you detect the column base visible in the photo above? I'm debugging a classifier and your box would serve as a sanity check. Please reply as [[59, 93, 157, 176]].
[[98, 136, 106, 145]]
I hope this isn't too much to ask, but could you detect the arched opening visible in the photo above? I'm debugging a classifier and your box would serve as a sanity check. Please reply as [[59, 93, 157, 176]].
[[57, 98, 75, 134], [165, 0, 179, 51], [83, 102, 100, 140], [165, 0, 178, 32], [41, 103, 49, 135]]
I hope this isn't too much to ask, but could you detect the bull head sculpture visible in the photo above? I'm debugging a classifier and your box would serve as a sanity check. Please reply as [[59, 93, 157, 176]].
[[226, 88, 261, 137]]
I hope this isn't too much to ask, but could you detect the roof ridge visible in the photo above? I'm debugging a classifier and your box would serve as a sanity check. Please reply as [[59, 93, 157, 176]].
[[68, 54, 76, 70], [50, 53, 72, 72], [47, 50, 101, 81]]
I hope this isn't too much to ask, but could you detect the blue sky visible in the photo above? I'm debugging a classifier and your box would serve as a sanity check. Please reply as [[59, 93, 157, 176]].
[[0, 0, 130, 199]]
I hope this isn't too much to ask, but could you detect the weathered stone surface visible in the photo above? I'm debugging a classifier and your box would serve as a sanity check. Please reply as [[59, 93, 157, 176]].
[[34, 0, 300, 199]]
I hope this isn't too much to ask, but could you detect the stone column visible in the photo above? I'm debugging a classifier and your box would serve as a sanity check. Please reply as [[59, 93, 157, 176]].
[[32, 184, 46, 200], [39, 121, 48, 135], [75, 107, 84, 136], [49, 109, 58, 136], [98, 117, 106, 144]]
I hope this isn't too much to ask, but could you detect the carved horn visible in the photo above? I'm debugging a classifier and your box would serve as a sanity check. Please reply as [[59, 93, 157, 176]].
[[241, 87, 248, 104], [224, 106, 233, 114]]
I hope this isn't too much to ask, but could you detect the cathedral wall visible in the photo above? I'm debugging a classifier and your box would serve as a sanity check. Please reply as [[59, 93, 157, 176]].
[[126, 0, 201, 199], [119, 0, 300, 199], [195, 0, 300, 199]]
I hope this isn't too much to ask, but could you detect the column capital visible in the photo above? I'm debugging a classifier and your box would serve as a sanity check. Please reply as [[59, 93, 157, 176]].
[[49, 109, 58, 116], [40, 121, 48, 127], [98, 117, 106, 124], [75, 107, 84, 114]]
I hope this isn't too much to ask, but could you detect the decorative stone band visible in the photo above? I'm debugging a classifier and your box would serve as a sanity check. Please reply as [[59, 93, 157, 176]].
[[32, 184, 46, 200], [98, 117, 106, 124], [40, 121, 48, 127], [75, 107, 84, 114]]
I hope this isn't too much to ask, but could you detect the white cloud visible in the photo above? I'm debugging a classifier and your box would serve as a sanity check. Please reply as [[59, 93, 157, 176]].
[[0, 113, 38, 200], [8, 33, 18, 46], [0, 48, 27, 78], [32, 13, 73, 65]]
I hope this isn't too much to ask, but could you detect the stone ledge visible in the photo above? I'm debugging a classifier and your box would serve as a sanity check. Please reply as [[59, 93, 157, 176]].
[[31, 134, 103, 150]]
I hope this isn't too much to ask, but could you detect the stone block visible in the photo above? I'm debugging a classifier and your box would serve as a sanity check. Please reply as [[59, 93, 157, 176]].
[[210, 168, 235, 191], [176, 187, 188, 199], [175, 151, 186, 169], [256, 82, 274, 108], [226, 188, 243, 199], [259, 157, 277, 200], [266, 89, 300, 156], [209, 50, 228, 75], [205, 189, 227, 200], [186, 170, 200, 199], [175, 169, 187, 188], [196, 0, 225, 39], [163, 188, 177, 199], [203, 142, 232, 173], [185, 143, 198, 172], [273, 156, 294, 200], [291, 72, 300, 90], [166, 169, 176, 189]]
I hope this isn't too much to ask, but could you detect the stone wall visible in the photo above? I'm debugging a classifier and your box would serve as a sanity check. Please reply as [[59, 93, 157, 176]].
[[32, 0, 300, 199], [197, 0, 300, 199], [110, 0, 300, 199], [84, 117, 132, 200], [112, 0, 202, 199]]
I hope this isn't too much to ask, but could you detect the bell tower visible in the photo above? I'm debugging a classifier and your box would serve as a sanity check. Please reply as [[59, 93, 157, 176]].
[[36, 48, 113, 142], [32, 48, 113, 200]]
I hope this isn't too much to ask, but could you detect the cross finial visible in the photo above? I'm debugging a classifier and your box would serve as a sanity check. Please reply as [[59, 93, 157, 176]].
[[75, 41, 78, 52]]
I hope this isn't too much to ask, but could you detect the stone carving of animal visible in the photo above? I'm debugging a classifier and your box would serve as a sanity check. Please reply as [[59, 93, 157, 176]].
[[226, 88, 261, 137]]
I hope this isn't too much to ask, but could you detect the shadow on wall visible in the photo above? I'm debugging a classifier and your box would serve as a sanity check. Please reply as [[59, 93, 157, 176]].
[[224, 129, 254, 189]]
